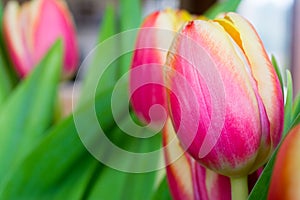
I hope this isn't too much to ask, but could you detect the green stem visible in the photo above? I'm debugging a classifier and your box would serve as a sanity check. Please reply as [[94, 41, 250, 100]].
[[230, 176, 248, 200]]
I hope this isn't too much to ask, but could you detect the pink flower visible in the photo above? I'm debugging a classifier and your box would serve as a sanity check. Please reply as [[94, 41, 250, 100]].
[[166, 12, 284, 177], [3, 0, 79, 78], [129, 9, 192, 124]]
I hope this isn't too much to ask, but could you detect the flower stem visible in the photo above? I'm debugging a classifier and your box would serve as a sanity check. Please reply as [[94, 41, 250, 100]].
[[230, 176, 248, 200]]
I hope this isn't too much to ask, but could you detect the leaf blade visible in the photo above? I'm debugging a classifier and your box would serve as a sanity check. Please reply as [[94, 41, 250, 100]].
[[283, 70, 293, 136], [0, 40, 63, 180], [204, 0, 242, 19], [78, 5, 118, 106]]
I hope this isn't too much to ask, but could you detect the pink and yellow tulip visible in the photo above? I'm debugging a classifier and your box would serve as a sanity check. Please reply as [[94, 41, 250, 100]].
[[166, 12, 284, 177], [3, 0, 79, 78], [129, 9, 192, 124], [268, 124, 300, 200]]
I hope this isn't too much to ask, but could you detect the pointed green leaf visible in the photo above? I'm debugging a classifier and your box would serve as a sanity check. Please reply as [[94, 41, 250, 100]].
[[0, 1, 2, 17], [0, 40, 63, 181], [87, 167, 129, 200], [119, 0, 141, 31], [248, 146, 279, 200], [0, 114, 98, 199], [0, 75, 130, 197], [204, 0, 241, 19], [151, 176, 172, 200], [97, 5, 117, 43], [85, 116, 162, 200], [291, 113, 300, 129], [86, 155, 160, 200], [79, 5, 118, 106], [290, 93, 300, 128], [0, 48, 13, 105], [283, 70, 293, 136], [119, 0, 141, 76], [271, 55, 284, 95], [120, 136, 160, 200], [293, 93, 300, 118], [0, 82, 127, 198]]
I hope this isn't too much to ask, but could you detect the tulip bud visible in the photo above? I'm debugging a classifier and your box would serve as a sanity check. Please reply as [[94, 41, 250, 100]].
[[129, 9, 192, 125], [268, 124, 300, 200], [3, 0, 79, 78], [166, 12, 284, 177]]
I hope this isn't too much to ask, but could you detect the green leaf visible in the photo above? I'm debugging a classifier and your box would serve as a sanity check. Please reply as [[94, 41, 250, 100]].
[[119, 0, 141, 76], [248, 146, 279, 200], [78, 5, 118, 106], [0, 48, 13, 105], [204, 0, 242, 19], [291, 92, 300, 128], [291, 114, 300, 129], [293, 92, 300, 117], [271, 55, 284, 95], [151, 176, 172, 200], [283, 70, 293, 136], [119, 0, 141, 31], [0, 40, 63, 181], [0, 82, 125, 198], [0, 81, 162, 199], [86, 127, 161, 200], [97, 5, 117, 43], [0, 114, 97, 199], [79, 1, 141, 106], [82, 112, 162, 200], [86, 167, 129, 200]]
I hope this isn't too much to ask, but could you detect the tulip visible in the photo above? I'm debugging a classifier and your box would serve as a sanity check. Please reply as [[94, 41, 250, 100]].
[[3, 0, 79, 78], [129, 9, 192, 125], [268, 124, 300, 200], [165, 12, 284, 180], [163, 118, 262, 200]]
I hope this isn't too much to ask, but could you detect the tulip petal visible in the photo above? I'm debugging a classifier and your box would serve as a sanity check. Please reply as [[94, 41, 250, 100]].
[[163, 118, 194, 200], [130, 9, 192, 124], [3, 1, 33, 76], [33, 0, 79, 76], [166, 19, 263, 176], [214, 17, 271, 171], [3, 0, 78, 78], [195, 164, 231, 200], [216, 12, 284, 159], [163, 118, 231, 200]]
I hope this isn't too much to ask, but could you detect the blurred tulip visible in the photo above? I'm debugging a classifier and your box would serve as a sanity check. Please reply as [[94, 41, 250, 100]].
[[3, 0, 79, 78], [166, 12, 284, 177], [268, 124, 300, 200], [129, 9, 192, 124]]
